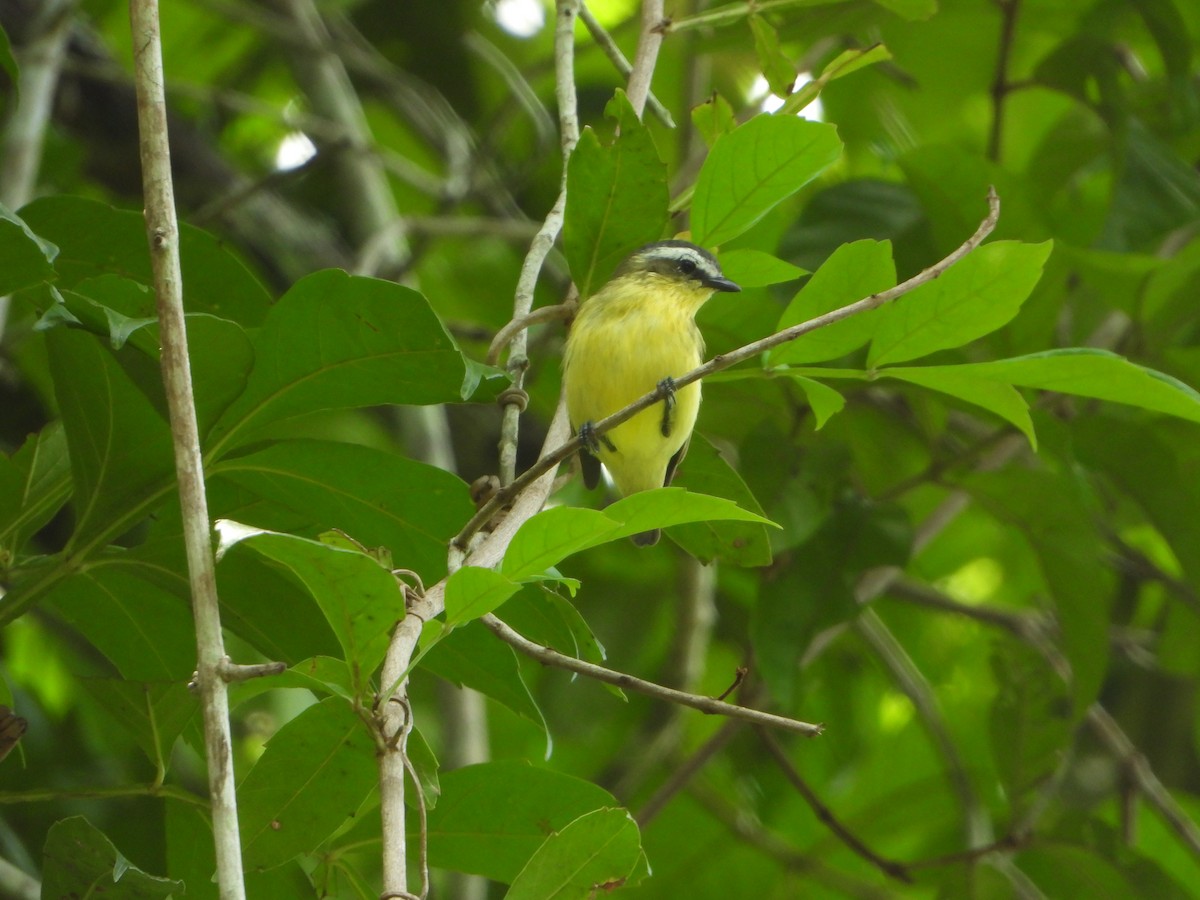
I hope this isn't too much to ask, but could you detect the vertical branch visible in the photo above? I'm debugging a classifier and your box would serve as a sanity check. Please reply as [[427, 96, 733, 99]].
[[987, 0, 1020, 163], [128, 2, 246, 898], [497, 0, 581, 486], [626, 0, 666, 119]]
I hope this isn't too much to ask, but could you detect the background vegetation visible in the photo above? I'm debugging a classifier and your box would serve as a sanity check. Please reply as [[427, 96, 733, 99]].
[[2, 0, 1200, 897]]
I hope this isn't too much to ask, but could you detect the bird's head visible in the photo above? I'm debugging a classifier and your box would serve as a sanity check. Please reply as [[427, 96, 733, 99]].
[[615, 240, 741, 295]]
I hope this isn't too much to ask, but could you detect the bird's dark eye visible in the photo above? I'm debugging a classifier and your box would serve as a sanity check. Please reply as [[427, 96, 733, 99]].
[[678, 258, 697, 275]]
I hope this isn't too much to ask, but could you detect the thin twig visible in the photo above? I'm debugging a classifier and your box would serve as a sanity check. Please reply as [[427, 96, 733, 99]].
[[987, 0, 1021, 163], [481, 613, 823, 736], [455, 188, 1001, 548], [1087, 704, 1200, 860], [578, 2, 674, 127], [855, 611, 989, 847], [635, 719, 741, 826], [128, 3, 247, 897], [486, 303, 574, 366], [758, 730, 913, 883]]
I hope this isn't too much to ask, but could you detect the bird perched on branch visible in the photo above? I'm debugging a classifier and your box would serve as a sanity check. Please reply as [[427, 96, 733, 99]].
[[563, 240, 740, 546]]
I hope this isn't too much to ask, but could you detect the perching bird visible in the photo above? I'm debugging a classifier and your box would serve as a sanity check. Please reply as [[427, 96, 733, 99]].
[[563, 240, 740, 546]]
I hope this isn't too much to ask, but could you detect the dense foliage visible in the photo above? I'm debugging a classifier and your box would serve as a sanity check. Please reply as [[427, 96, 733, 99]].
[[2, 0, 1200, 897]]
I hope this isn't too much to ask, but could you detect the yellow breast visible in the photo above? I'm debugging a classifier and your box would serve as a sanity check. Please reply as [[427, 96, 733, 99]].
[[563, 276, 710, 496]]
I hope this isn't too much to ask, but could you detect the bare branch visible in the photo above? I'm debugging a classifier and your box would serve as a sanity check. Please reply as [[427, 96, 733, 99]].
[[578, 2, 674, 127], [758, 730, 912, 883], [128, 2, 246, 896], [481, 613, 823, 737]]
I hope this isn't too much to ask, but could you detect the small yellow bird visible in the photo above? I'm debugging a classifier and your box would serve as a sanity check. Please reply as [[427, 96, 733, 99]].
[[563, 240, 740, 545]]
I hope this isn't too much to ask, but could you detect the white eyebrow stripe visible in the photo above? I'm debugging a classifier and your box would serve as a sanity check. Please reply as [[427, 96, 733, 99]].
[[641, 246, 722, 277]]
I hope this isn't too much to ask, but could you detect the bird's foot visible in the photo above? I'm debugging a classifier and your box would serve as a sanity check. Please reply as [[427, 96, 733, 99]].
[[656, 377, 677, 437], [579, 421, 616, 454]]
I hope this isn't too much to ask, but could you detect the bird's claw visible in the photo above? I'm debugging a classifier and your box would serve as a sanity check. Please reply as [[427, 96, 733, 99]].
[[579, 421, 616, 454], [657, 377, 677, 437]]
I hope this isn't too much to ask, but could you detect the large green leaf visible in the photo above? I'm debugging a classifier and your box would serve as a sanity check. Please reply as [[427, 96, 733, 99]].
[[216, 523, 407, 691], [42, 817, 183, 898], [77, 679, 196, 771], [867, 240, 1053, 366], [882, 365, 1036, 447], [563, 92, 669, 299], [211, 439, 472, 583], [771, 238, 896, 365], [506, 808, 643, 899], [45, 563, 197, 681], [940, 349, 1200, 424], [20, 196, 271, 323], [691, 115, 842, 246], [427, 762, 618, 883], [239, 697, 378, 871], [444, 566, 521, 628], [206, 270, 468, 454], [46, 329, 175, 549]]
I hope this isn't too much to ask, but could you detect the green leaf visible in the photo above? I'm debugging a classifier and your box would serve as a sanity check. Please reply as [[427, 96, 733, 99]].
[[770, 239, 896, 365], [821, 42, 893, 81], [444, 566, 521, 628], [782, 375, 846, 429], [45, 565, 197, 681], [206, 270, 467, 454], [46, 329, 175, 549], [562, 92, 669, 299], [692, 115, 842, 246], [716, 248, 807, 288], [749, 16, 795, 98], [427, 761, 618, 883], [502, 507, 623, 581], [882, 366, 1036, 447], [43, 818, 183, 898], [211, 439, 473, 584], [77, 679, 196, 771], [690, 93, 735, 148], [668, 435, 774, 566], [216, 522, 407, 691], [867, 240, 1053, 367], [407, 725, 441, 810], [419, 620, 547, 741], [0, 26, 16, 104], [239, 697, 378, 871], [20, 195, 271, 325], [604, 486, 775, 549], [505, 808, 643, 899], [0, 421, 71, 558], [939, 349, 1200, 424], [0, 202, 57, 294]]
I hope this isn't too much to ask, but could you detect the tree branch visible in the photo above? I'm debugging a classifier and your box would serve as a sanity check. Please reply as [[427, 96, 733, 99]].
[[128, 2, 247, 897], [578, 2, 674, 127], [481, 613, 823, 736], [456, 187, 1001, 548]]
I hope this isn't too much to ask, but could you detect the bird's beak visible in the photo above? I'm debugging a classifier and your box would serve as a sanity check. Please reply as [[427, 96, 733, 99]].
[[706, 275, 741, 293]]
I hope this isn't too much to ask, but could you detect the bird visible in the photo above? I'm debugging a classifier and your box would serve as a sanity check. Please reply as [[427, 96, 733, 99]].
[[563, 240, 741, 546]]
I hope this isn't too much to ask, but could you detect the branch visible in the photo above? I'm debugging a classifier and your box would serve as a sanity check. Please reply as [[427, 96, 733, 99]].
[[481, 613, 823, 736], [496, 0, 582, 486], [578, 2, 674, 127], [625, 0, 667, 120], [456, 188, 1001, 548], [758, 730, 912, 884], [128, 2, 247, 897], [0, 856, 38, 900], [635, 719, 741, 826]]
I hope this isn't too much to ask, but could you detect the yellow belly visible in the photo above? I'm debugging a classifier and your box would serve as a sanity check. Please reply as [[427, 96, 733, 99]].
[[564, 297, 703, 496]]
